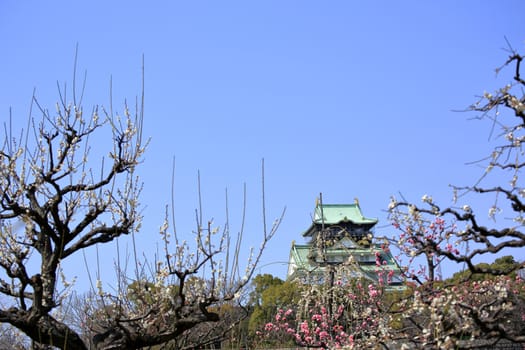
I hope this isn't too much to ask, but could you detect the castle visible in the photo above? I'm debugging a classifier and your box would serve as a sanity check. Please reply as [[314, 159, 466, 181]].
[[287, 199, 403, 288]]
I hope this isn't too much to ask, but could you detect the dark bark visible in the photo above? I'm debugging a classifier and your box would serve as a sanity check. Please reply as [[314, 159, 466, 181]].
[[92, 310, 219, 350], [0, 308, 87, 350]]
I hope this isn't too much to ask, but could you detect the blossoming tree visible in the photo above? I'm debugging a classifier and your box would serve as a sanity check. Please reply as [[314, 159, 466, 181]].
[[261, 238, 401, 348], [0, 62, 282, 349], [387, 49, 525, 348]]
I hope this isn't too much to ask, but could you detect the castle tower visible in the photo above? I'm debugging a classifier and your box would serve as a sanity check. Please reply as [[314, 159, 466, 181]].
[[287, 199, 403, 287]]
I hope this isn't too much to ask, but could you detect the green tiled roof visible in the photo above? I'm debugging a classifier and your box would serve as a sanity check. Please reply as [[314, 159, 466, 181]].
[[302, 203, 378, 237], [287, 243, 401, 280], [313, 204, 378, 226]]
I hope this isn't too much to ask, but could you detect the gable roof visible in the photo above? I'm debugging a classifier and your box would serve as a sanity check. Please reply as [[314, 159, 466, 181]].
[[314, 203, 378, 225], [303, 203, 378, 237]]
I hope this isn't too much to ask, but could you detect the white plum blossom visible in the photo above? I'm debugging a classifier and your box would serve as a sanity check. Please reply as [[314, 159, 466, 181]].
[[421, 194, 433, 203]]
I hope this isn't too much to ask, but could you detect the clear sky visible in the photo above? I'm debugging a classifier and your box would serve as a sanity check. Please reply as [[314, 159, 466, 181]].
[[1, 1, 524, 290]]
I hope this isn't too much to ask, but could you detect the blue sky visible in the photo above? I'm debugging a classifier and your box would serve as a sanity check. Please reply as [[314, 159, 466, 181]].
[[1, 1, 524, 289]]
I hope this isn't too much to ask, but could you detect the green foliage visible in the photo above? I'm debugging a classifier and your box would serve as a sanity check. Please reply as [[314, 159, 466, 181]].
[[248, 274, 302, 335], [449, 255, 521, 283], [249, 274, 285, 307]]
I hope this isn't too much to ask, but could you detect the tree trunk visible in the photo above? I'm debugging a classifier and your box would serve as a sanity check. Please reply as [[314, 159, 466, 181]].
[[0, 309, 88, 350]]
